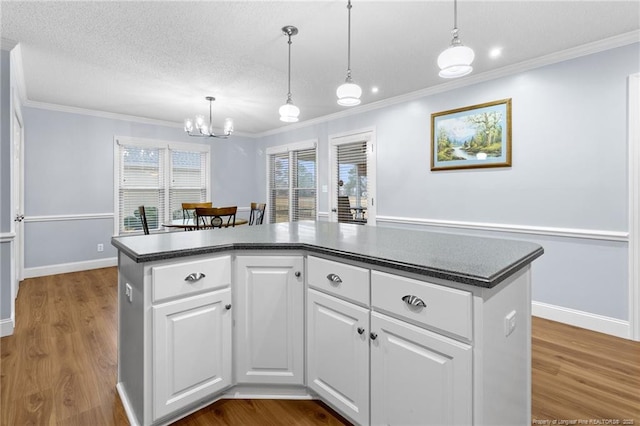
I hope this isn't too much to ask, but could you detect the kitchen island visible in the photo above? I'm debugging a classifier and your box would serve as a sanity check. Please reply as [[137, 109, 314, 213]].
[[112, 221, 543, 426]]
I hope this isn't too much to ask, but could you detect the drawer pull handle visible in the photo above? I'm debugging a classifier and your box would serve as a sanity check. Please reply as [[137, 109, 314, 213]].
[[369, 332, 378, 340], [402, 295, 426, 308], [357, 327, 365, 335], [326, 273, 343, 284], [185, 272, 206, 282]]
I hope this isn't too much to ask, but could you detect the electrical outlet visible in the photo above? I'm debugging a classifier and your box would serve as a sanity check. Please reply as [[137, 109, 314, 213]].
[[125, 283, 133, 303], [504, 310, 517, 337], [97, 243, 104, 252]]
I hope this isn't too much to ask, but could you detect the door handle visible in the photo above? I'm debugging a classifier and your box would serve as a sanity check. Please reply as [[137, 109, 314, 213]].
[[14, 214, 25, 222], [357, 327, 365, 335]]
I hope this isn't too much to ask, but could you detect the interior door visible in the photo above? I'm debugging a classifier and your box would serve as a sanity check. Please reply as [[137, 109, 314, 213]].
[[12, 109, 24, 300], [329, 129, 376, 225]]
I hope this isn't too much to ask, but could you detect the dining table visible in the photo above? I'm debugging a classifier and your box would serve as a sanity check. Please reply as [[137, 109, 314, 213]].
[[163, 217, 248, 230]]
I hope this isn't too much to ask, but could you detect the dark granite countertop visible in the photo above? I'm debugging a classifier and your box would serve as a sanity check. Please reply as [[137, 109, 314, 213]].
[[111, 221, 543, 288]]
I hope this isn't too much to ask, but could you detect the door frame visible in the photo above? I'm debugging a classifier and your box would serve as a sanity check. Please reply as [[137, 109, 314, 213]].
[[11, 90, 24, 298], [328, 127, 377, 225], [629, 72, 639, 341]]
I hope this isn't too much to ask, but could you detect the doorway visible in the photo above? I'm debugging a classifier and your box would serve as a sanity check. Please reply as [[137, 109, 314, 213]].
[[329, 128, 376, 225]]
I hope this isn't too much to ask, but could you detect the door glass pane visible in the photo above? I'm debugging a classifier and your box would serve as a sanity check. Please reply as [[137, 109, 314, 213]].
[[337, 142, 367, 224]]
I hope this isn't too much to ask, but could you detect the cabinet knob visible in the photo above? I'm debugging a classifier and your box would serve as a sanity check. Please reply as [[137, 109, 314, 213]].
[[185, 272, 206, 282], [326, 273, 342, 284], [369, 332, 378, 340], [225, 304, 232, 310], [357, 327, 365, 335], [294, 271, 301, 278], [402, 294, 426, 308]]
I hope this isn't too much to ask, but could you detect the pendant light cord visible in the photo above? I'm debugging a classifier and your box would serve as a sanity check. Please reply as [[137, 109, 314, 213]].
[[346, 0, 353, 80], [287, 32, 293, 100]]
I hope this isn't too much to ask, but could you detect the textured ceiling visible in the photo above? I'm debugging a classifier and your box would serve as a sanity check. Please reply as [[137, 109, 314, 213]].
[[2, 1, 639, 135]]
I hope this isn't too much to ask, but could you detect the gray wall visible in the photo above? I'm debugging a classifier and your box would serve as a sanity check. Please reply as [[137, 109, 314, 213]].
[[0, 49, 11, 324], [21, 106, 260, 268], [260, 43, 638, 321]]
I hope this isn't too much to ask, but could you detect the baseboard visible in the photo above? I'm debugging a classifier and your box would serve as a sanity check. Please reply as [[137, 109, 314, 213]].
[[532, 301, 630, 339], [0, 318, 15, 337], [23, 257, 118, 279], [116, 383, 140, 426]]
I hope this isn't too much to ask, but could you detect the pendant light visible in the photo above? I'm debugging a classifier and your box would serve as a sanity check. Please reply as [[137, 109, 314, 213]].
[[437, 0, 475, 79], [279, 26, 300, 123], [336, 0, 361, 106]]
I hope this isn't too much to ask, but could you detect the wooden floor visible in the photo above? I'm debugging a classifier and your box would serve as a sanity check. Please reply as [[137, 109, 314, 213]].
[[1, 268, 638, 425]]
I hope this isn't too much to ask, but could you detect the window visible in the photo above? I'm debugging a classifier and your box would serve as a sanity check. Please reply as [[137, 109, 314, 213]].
[[267, 141, 317, 223], [114, 138, 210, 234]]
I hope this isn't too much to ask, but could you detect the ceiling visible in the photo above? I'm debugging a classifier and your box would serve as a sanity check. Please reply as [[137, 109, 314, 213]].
[[2, 1, 639, 136]]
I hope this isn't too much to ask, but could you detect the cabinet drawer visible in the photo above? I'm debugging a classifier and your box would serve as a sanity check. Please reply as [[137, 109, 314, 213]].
[[152, 256, 231, 303], [371, 271, 472, 340], [307, 256, 369, 306]]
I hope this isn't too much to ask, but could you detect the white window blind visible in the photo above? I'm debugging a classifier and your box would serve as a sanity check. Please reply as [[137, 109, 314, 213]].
[[292, 149, 316, 221], [337, 141, 368, 223], [115, 139, 210, 234], [269, 152, 290, 223], [169, 150, 208, 220], [267, 143, 316, 223]]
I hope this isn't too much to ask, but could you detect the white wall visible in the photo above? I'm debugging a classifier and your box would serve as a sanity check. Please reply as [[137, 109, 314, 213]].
[[260, 43, 639, 337]]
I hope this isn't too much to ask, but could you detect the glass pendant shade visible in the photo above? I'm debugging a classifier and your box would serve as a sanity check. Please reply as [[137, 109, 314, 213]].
[[437, 44, 474, 78], [279, 101, 300, 123], [337, 81, 362, 106], [223, 118, 234, 134]]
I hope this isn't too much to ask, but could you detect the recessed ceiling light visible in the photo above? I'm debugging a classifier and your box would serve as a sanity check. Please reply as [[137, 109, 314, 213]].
[[371, 86, 379, 94], [489, 47, 503, 59]]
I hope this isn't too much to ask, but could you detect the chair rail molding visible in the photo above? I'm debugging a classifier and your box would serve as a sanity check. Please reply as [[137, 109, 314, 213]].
[[376, 215, 628, 242], [25, 213, 114, 223]]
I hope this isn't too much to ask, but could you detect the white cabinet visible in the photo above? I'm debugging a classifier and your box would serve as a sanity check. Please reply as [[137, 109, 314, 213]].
[[307, 289, 370, 425], [152, 288, 232, 420], [150, 255, 233, 422], [235, 255, 304, 385], [370, 312, 472, 426]]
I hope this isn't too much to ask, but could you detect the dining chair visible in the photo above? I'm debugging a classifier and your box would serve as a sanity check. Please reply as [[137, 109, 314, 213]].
[[195, 206, 237, 229], [181, 202, 213, 220], [138, 205, 150, 235], [248, 202, 266, 225]]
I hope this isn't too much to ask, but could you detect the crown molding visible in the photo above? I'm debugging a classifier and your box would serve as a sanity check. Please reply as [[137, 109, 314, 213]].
[[256, 30, 640, 138], [1, 38, 18, 51]]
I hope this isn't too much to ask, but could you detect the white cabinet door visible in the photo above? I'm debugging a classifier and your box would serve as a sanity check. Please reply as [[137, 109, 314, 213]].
[[153, 288, 232, 421], [235, 256, 304, 385], [370, 312, 472, 426], [307, 289, 369, 425]]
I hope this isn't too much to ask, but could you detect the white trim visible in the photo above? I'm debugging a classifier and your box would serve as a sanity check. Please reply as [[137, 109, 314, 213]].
[[0, 318, 15, 337], [23, 257, 118, 279], [0, 233, 16, 243], [265, 139, 317, 155], [25, 213, 114, 223], [629, 72, 640, 341], [257, 31, 640, 138], [116, 383, 141, 426], [9, 44, 26, 105], [532, 301, 630, 340], [377, 215, 628, 242]]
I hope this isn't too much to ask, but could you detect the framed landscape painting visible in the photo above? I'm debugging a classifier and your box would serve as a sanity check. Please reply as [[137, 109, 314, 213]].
[[431, 98, 512, 171]]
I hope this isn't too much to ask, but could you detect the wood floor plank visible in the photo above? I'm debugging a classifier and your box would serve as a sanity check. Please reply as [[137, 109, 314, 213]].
[[1, 268, 639, 425]]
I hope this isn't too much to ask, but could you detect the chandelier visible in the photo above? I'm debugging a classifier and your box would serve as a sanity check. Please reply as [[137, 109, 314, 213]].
[[336, 0, 362, 106], [184, 96, 233, 138], [437, 0, 475, 78]]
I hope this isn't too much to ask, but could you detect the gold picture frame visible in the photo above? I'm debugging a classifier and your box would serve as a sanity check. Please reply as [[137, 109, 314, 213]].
[[431, 98, 512, 171]]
